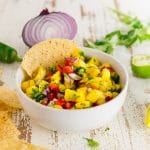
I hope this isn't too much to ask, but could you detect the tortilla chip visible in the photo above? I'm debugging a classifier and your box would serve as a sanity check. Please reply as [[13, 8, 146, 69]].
[[0, 111, 9, 123], [0, 138, 48, 150], [0, 101, 16, 112], [22, 39, 77, 76], [0, 111, 20, 140], [0, 86, 22, 109]]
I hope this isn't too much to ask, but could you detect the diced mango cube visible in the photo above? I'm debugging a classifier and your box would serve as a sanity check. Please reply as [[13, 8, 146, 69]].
[[26, 86, 38, 97], [34, 66, 47, 81], [75, 101, 91, 109], [21, 80, 35, 91], [64, 89, 77, 101], [87, 56, 101, 66], [86, 90, 105, 103]]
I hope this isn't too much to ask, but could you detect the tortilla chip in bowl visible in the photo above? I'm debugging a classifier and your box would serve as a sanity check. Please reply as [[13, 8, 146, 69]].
[[21, 39, 77, 77], [16, 39, 128, 132]]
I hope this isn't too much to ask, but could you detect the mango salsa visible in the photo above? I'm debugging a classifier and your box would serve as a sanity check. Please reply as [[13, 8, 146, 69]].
[[21, 48, 121, 109]]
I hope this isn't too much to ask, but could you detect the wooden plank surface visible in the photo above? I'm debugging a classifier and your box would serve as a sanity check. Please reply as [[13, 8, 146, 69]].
[[0, 0, 150, 149]]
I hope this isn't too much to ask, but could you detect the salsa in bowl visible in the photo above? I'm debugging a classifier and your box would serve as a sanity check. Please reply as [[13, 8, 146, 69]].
[[16, 39, 128, 132], [21, 48, 122, 110]]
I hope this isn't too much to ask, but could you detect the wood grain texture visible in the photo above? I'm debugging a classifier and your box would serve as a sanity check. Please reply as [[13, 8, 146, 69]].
[[0, 0, 150, 149]]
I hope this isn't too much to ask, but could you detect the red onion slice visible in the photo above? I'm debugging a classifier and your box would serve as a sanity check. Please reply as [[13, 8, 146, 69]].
[[22, 9, 77, 47], [69, 73, 82, 80]]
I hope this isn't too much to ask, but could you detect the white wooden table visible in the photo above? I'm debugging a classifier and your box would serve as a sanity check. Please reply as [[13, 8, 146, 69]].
[[0, 0, 150, 149]]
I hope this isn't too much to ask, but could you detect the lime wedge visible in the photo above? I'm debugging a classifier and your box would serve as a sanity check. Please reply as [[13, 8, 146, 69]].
[[144, 104, 150, 128], [131, 54, 150, 78]]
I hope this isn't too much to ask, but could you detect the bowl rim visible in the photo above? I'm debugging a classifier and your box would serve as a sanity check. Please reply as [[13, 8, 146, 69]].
[[16, 47, 128, 112]]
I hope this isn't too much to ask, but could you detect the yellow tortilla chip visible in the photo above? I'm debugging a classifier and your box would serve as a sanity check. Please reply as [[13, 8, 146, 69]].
[[0, 138, 48, 150], [0, 101, 16, 112], [22, 39, 77, 76], [0, 111, 9, 123], [0, 111, 20, 140], [0, 86, 22, 109]]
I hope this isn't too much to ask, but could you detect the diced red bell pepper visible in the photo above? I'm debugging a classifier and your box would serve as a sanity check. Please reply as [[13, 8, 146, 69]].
[[64, 102, 72, 109], [49, 83, 58, 91], [57, 65, 63, 73], [65, 58, 73, 66], [64, 102, 75, 109], [63, 66, 73, 74], [56, 99, 65, 106]]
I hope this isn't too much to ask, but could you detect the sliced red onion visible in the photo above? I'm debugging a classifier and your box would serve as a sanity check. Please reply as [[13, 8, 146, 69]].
[[69, 73, 81, 80], [22, 9, 77, 47]]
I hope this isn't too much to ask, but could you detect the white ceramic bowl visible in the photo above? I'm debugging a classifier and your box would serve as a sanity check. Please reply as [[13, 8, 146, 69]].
[[16, 47, 128, 132]]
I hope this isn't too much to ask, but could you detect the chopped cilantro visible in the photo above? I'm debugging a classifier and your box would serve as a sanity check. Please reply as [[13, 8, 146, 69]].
[[84, 138, 100, 149], [105, 127, 110, 131], [49, 65, 56, 73], [111, 72, 120, 84], [85, 9, 150, 54], [32, 90, 46, 102]]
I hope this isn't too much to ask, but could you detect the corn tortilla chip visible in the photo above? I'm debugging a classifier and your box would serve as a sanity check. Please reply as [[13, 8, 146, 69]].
[[22, 39, 77, 76], [0, 138, 48, 150], [0, 86, 22, 109], [0, 111, 9, 123], [0, 111, 20, 140], [0, 101, 17, 112]]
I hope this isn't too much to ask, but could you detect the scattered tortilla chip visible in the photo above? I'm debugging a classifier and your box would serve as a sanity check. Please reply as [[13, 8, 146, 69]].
[[0, 86, 22, 109], [22, 39, 77, 76], [0, 101, 16, 112], [0, 138, 48, 150], [0, 111, 20, 140], [0, 111, 9, 123]]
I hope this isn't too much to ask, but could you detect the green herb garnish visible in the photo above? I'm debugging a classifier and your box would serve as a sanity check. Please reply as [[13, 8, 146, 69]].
[[84, 138, 100, 149], [85, 9, 150, 53], [32, 89, 46, 102], [105, 127, 110, 131], [49, 65, 56, 73]]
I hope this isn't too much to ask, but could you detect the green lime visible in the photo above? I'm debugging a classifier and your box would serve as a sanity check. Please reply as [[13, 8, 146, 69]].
[[131, 54, 150, 78]]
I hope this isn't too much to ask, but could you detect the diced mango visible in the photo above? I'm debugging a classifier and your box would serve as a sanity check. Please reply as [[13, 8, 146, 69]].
[[59, 84, 66, 92], [77, 87, 87, 95], [34, 66, 47, 81], [64, 89, 77, 101], [86, 89, 105, 103], [26, 86, 38, 97], [97, 98, 105, 105], [39, 80, 48, 92], [99, 80, 112, 92], [51, 71, 61, 84], [87, 65, 100, 77], [21, 80, 35, 91], [101, 68, 111, 81], [72, 48, 85, 60], [87, 56, 101, 66], [86, 77, 102, 89], [73, 59, 86, 68], [75, 101, 91, 109], [53, 105, 63, 109]]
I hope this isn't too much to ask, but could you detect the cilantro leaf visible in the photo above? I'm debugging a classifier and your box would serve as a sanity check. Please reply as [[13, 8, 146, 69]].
[[84, 138, 100, 149], [85, 9, 150, 54], [105, 127, 110, 131]]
